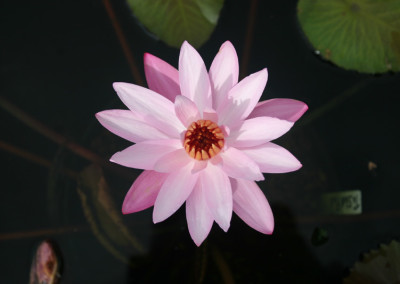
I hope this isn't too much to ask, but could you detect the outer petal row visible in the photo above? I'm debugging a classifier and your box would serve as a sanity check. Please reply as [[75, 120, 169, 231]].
[[122, 170, 168, 214], [186, 181, 214, 246], [227, 116, 294, 148], [218, 68, 268, 127], [153, 162, 199, 223], [144, 53, 181, 102], [249, 98, 308, 122], [232, 178, 274, 234], [201, 164, 232, 232], [219, 147, 264, 181], [110, 139, 182, 170], [113, 82, 185, 137], [96, 109, 170, 143], [209, 41, 239, 110], [179, 41, 212, 113], [241, 142, 302, 173]]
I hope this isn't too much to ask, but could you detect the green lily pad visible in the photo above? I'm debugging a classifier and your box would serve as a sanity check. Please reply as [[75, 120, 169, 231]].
[[127, 0, 224, 48], [297, 0, 400, 73]]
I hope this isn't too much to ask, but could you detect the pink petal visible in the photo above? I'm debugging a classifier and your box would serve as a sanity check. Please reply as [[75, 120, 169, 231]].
[[209, 41, 239, 110], [240, 142, 302, 173], [96, 110, 170, 143], [143, 53, 180, 102], [179, 41, 212, 113], [186, 182, 214, 246], [113, 82, 184, 137], [219, 147, 264, 181], [227, 117, 294, 148], [192, 160, 208, 173], [231, 178, 274, 234], [110, 139, 182, 170], [174, 95, 200, 128], [218, 69, 268, 127], [201, 163, 232, 232], [153, 162, 199, 223], [249, 99, 308, 122], [202, 109, 219, 122], [154, 149, 192, 173], [122, 170, 168, 214]]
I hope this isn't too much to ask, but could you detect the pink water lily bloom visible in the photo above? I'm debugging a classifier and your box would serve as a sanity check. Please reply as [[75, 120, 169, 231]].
[[96, 41, 307, 246]]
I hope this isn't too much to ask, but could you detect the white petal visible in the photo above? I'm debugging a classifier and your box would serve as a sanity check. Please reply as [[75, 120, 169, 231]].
[[201, 163, 232, 232], [240, 142, 302, 173], [113, 82, 184, 137], [219, 147, 264, 181], [232, 178, 274, 234], [186, 182, 214, 246], [179, 41, 212, 113], [110, 139, 182, 170], [153, 162, 198, 223]]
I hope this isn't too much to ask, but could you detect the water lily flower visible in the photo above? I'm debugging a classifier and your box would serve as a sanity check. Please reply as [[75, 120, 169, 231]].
[[96, 41, 307, 246]]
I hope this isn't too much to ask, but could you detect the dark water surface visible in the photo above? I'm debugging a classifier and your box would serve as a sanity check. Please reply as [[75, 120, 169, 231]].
[[1, 0, 400, 283]]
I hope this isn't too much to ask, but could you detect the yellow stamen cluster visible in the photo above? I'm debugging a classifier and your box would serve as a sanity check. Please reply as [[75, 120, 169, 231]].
[[184, 119, 224, 160]]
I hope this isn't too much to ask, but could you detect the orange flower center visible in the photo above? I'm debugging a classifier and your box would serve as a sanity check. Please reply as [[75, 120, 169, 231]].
[[184, 119, 224, 160]]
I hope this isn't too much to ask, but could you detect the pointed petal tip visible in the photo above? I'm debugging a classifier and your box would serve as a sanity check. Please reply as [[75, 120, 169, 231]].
[[220, 222, 230, 232], [294, 101, 309, 121], [189, 227, 210, 247], [152, 213, 162, 224], [181, 40, 191, 50], [94, 111, 101, 120], [255, 173, 265, 181], [190, 235, 205, 247], [112, 82, 128, 92], [143, 52, 151, 60], [143, 52, 159, 65], [300, 103, 309, 117], [222, 40, 233, 46], [219, 41, 234, 51], [121, 207, 130, 215], [259, 224, 274, 235], [94, 109, 113, 121], [261, 68, 268, 78]]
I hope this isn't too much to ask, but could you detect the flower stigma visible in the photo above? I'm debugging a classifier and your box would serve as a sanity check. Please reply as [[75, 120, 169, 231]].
[[184, 119, 224, 160]]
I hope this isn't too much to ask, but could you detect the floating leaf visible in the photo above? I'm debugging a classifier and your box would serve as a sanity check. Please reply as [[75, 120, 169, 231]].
[[297, 0, 400, 73], [344, 240, 400, 283], [127, 0, 224, 48]]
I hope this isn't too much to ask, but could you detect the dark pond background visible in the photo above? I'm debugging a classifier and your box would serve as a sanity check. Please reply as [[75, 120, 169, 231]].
[[1, 0, 400, 283]]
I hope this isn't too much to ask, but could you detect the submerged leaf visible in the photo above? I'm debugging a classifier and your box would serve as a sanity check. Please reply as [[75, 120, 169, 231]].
[[298, 0, 400, 73], [77, 164, 145, 263], [126, 0, 224, 48], [311, 227, 329, 246]]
